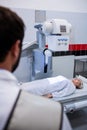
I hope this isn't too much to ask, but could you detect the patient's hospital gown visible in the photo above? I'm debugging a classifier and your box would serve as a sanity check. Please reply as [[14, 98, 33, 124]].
[[21, 75, 76, 98]]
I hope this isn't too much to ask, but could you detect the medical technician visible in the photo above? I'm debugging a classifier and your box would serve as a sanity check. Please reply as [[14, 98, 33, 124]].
[[0, 6, 72, 130]]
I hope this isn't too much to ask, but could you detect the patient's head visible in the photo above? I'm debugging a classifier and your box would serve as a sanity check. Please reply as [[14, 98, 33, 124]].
[[72, 78, 83, 89]]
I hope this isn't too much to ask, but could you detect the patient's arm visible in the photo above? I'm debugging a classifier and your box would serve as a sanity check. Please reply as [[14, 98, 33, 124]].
[[43, 93, 53, 98]]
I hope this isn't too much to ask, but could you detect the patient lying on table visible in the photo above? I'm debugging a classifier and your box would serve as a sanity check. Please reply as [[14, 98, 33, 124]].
[[21, 75, 83, 98]]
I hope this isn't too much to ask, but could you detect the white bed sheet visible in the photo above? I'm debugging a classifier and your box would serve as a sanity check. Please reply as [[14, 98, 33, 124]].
[[52, 75, 87, 113], [53, 82, 87, 102]]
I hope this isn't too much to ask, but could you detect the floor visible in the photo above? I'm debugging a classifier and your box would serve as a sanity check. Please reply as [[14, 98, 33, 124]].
[[67, 108, 87, 130]]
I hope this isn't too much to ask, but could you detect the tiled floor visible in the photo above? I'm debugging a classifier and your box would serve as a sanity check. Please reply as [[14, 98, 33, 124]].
[[67, 108, 87, 130]]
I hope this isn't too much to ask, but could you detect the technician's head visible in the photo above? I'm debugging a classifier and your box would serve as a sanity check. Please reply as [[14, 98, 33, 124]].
[[0, 6, 25, 72], [72, 78, 83, 89]]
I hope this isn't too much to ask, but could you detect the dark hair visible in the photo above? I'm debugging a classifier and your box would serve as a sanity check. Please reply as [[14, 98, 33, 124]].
[[0, 6, 25, 62]]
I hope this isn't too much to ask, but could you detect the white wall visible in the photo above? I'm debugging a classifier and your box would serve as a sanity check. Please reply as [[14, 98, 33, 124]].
[[0, 0, 87, 13], [52, 56, 75, 78]]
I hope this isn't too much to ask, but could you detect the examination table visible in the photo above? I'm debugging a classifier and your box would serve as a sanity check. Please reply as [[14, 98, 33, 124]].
[[21, 75, 87, 114]]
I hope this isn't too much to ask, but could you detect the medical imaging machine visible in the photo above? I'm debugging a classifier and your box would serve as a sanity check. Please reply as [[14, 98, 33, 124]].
[[22, 19, 72, 80], [32, 19, 72, 80], [22, 19, 87, 113]]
